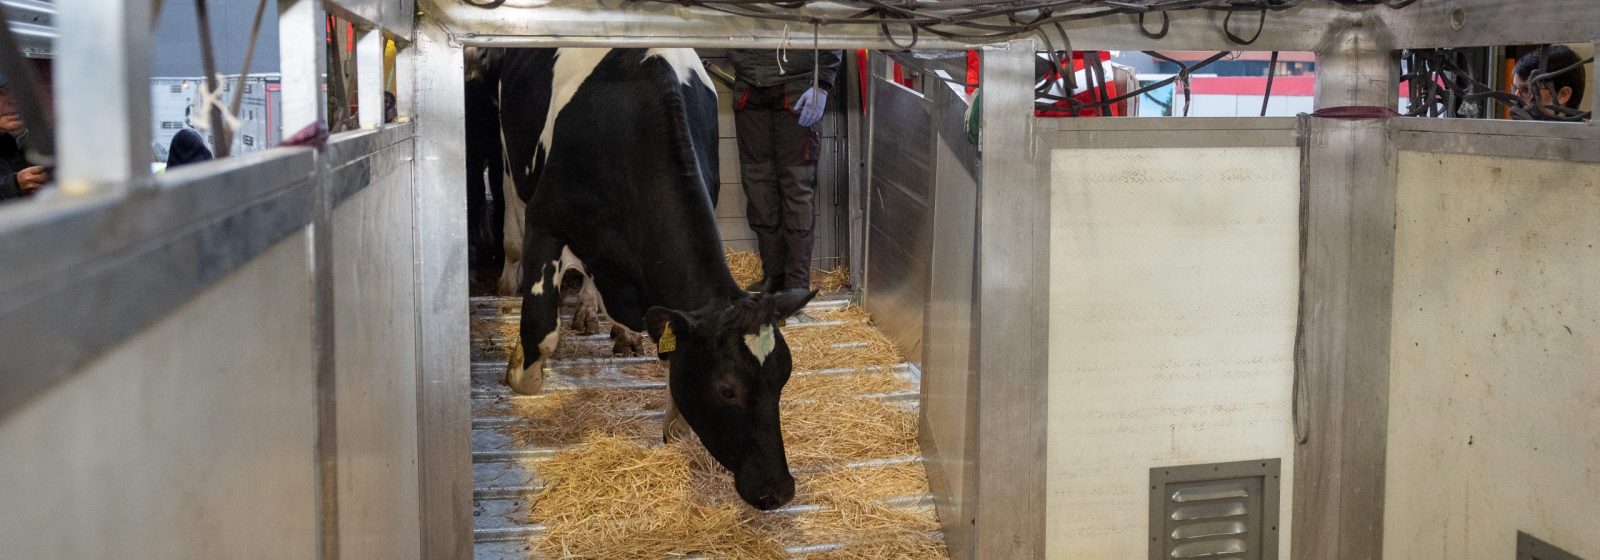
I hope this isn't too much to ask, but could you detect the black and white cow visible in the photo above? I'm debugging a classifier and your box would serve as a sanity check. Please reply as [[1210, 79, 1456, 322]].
[[489, 47, 815, 511]]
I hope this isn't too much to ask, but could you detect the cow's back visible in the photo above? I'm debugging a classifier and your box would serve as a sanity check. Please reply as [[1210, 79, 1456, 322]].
[[498, 47, 728, 325]]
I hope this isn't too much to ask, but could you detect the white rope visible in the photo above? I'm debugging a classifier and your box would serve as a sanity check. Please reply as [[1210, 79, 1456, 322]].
[[776, 24, 790, 75], [192, 74, 241, 139]]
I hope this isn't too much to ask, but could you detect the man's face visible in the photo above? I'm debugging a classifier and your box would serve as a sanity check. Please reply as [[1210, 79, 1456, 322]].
[[0, 86, 21, 134], [1512, 74, 1573, 111]]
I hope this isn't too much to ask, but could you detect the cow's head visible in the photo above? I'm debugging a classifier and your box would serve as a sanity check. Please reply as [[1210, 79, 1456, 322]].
[[646, 288, 817, 510]]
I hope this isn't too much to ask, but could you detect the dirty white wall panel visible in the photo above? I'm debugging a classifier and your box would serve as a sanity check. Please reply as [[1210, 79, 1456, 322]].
[[1046, 147, 1299, 559], [331, 139, 422, 560], [0, 233, 318, 560], [1384, 152, 1600, 560]]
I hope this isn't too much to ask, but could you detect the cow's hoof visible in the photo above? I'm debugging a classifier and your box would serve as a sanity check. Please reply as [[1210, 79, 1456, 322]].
[[572, 299, 603, 335], [503, 343, 545, 395], [611, 324, 645, 356]]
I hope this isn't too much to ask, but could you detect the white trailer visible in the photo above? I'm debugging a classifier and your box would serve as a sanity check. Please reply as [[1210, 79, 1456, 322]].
[[149, 74, 282, 163]]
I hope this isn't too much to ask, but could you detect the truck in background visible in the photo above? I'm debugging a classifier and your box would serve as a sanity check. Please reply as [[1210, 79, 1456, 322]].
[[149, 74, 282, 163]]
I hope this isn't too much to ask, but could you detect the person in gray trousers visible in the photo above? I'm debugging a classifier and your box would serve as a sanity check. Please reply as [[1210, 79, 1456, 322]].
[[728, 48, 843, 293]]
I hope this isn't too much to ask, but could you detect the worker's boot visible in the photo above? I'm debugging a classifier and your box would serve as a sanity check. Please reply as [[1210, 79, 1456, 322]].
[[783, 227, 814, 293], [747, 225, 787, 293]]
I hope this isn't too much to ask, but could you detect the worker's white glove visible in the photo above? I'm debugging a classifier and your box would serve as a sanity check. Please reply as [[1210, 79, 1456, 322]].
[[793, 86, 827, 127]]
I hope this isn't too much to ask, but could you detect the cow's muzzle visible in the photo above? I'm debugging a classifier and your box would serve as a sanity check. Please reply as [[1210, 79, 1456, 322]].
[[735, 462, 796, 511]]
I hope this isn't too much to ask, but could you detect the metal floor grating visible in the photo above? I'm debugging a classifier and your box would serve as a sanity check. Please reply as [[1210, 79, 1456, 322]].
[[467, 292, 944, 559]]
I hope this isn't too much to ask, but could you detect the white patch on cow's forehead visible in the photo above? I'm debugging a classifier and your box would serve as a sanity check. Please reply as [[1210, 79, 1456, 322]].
[[645, 48, 716, 95], [743, 325, 776, 366], [539, 48, 612, 161]]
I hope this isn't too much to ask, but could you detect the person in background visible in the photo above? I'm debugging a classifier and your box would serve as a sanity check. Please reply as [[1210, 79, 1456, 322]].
[[0, 76, 48, 202], [1511, 45, 1588, 120], [728, 48, 842, 294], [384, 90, 398, 124], [165, 128, 214, 169]]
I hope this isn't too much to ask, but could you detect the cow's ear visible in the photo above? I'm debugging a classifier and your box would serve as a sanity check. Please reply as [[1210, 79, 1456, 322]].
[[769, 289, 818, 320], [645, 306, 695, 342]]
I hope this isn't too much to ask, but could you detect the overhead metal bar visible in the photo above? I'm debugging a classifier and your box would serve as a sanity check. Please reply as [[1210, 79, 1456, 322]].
[[425, 0, 1600, 52], [427, 0, 1335, 51]]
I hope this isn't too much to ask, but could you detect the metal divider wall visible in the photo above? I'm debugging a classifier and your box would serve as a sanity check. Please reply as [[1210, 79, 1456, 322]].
[[0, 0, 429, 559]]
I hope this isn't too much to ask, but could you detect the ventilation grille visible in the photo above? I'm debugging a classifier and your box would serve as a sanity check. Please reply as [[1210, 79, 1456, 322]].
[[1150, 459, 1280, 560], [1518, 532, 1586, 560]]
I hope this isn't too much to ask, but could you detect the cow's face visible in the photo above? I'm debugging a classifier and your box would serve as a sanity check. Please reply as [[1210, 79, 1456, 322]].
[[646, 289, 816, 510]]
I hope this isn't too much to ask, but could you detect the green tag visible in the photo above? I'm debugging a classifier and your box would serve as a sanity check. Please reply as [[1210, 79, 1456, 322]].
[[658, 323, 677, 353]]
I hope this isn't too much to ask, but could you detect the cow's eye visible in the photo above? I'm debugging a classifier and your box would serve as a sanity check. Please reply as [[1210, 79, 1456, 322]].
[[720, 387, 737, 400]]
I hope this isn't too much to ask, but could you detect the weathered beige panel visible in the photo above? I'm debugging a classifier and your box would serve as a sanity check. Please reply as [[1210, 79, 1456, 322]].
[[332, 141, 422, 560], [1385, 152, 1600, 560], [0, 233, 318, 560], [1047, 147, 1299, 559]]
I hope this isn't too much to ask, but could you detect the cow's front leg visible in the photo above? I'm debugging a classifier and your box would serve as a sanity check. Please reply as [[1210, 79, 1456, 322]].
[[504, 234, 565, 395], [662, 360, 692, 443]]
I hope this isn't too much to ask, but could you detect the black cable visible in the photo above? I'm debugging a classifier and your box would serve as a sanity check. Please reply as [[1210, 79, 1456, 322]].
[[1260, 50, 1278, 116], [1222, 3, 1267, 46], [1137, 10, 1169, 39], [1036, 50, 1229, 114], [1084, 49, 1111, 116], [1399, 47, 1591, 122]]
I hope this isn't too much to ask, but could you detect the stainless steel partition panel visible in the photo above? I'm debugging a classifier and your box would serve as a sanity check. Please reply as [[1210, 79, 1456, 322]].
[[864, 77, 934, 364], [920, 78, 981, 560], [971, 39, 1048, 559], [0, 231, 322, 560], [0, 149, 317, 416], [328, 127, 424, 560], [412, 23, 475, 560]]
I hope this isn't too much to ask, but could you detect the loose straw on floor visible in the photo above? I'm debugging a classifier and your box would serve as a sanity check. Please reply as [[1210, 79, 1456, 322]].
[[486, 292, 944, 558]]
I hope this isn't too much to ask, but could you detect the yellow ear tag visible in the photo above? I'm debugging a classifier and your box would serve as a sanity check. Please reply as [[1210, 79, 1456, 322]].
[[658, 323, 677, 353]]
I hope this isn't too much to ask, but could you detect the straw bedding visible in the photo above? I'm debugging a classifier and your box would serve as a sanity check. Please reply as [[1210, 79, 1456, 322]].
[[781, 323, 903, 372], [726, 248, 852, 294], [805, 304, 872, 324], [489, 300, 946, 559]]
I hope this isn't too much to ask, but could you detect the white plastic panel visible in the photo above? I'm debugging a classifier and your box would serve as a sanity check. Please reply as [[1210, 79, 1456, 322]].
[[1046, 147, 1299, 559], [0, 233, 319, 560], [331, 139, 422, 560], [1384, 152, 1600, 560]]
